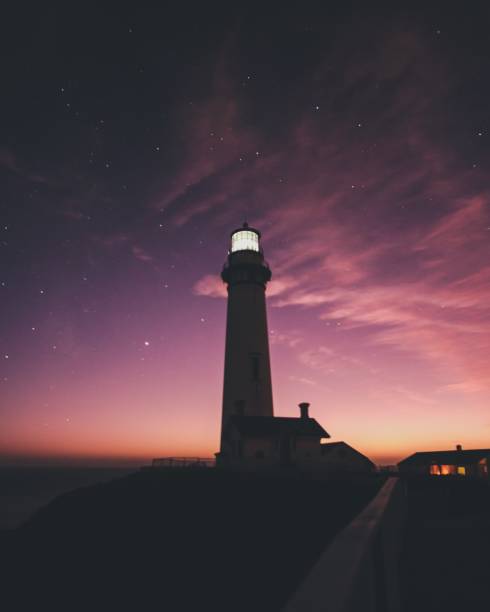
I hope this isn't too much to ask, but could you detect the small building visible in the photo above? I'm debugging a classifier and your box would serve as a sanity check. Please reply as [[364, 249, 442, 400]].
[[398, 445, 490, 478], [319, 441, 376, 473]]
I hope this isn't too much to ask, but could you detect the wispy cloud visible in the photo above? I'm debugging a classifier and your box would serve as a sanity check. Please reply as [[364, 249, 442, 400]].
[[180, 22, 490, 392], [193, 274, 227, 298], [131, 246, 154, 263], [288, 375, 318, 387]]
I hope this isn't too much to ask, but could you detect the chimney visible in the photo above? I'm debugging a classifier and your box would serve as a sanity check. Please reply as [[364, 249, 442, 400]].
[[299, 402, 310, 419], [456, 444, 462, 451]]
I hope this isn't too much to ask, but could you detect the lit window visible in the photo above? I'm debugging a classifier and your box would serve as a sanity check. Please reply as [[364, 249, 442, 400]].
[[457, 466, 466, 476], [231, 230, 259, 253], [430, 464, 440, 475]]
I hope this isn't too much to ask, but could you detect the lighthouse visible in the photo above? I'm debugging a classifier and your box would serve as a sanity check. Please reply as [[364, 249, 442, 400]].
[[218, 223, 274, 459]]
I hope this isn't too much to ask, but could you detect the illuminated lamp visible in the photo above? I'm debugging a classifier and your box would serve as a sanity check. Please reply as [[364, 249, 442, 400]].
[[230, 223, 260, 253]]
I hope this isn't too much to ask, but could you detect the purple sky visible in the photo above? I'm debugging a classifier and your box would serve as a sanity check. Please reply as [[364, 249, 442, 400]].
[[1, 5, 489, 465]]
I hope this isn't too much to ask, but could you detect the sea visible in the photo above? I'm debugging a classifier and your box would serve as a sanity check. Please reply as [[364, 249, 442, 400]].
[[0, 466, 136, 530]]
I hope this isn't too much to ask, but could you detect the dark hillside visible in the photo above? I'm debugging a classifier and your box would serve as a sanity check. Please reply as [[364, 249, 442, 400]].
[[1, 469, 382, 612]]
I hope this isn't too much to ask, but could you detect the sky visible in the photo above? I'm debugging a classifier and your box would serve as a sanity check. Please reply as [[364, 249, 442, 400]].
[[1, 3, 490, 466]]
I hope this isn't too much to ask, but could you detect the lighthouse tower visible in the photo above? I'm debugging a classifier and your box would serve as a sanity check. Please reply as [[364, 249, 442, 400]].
[[219, 223, 273, 457]]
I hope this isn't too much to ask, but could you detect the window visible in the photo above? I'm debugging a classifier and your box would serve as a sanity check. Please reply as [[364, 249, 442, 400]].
[[457, 466, 466, 476], [231, 230, 259, 253], [430, 464, 440, 475]]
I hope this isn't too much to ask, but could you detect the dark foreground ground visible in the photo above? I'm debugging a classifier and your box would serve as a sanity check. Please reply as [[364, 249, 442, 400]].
[[0, 468, 382, 612], [401, 476, 490, 612]]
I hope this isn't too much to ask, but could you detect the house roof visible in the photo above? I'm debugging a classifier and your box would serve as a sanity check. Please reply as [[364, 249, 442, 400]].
[[320, 441, 348, 453], [320, 441, 375, 466], [398, 449, 490, 467], [230, 416, 330, 438]]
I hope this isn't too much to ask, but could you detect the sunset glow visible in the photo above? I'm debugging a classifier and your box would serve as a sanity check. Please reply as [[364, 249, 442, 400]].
[[2, 5, 489, 466]]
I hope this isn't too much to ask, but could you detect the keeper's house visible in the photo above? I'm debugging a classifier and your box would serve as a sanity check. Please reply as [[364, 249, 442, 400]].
[[223, 402, 374, 473], [398, 445, 490, 478]]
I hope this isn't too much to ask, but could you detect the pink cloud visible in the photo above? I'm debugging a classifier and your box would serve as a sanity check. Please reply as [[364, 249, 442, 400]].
[[269, 330, 304, 349], [193, 274, 227, 298], [131, 246, 154, 263]]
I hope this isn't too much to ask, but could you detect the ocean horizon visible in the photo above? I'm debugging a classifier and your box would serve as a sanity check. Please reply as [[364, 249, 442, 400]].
[[0, 466, 137, 530]]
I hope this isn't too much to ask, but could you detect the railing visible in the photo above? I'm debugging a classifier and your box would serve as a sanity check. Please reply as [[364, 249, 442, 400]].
[[283, 477, 405, 612], [151, 457, 215, 469]]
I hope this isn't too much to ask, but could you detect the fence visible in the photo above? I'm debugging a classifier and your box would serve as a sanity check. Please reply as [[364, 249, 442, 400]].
[[151, 457, 216, 469]]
